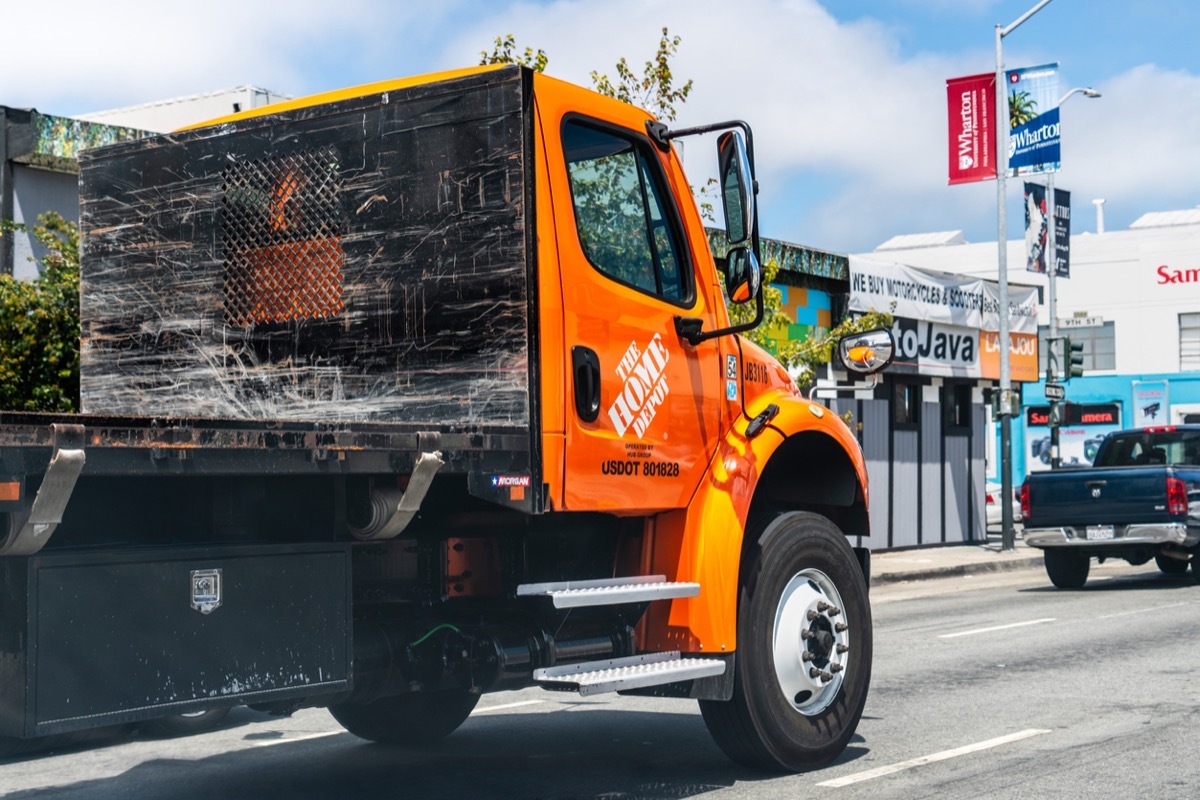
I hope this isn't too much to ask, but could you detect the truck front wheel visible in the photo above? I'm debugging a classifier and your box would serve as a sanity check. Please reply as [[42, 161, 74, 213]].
[[329, 690, 479, 746], [1044, 549, 1089, 588], [699, 511, 872, 772]]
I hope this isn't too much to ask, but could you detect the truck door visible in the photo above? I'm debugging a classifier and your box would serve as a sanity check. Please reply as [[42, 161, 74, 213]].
[[544, 105, 725, 513]]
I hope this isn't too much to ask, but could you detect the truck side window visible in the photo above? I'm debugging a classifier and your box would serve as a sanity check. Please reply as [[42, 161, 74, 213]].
[[562, 120, 689, 303]]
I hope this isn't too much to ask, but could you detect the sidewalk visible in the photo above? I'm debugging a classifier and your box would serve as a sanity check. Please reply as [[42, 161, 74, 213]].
[[870, 532, 1043, 586]]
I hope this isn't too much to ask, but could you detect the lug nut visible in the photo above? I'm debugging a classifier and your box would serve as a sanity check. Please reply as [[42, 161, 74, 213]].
[[836, 644, 849, 654], [807, 610, 820, 621], [801, 630, 815, 640], [817, 601, 831, 612], [835, 622, 848, 632], [810, 668, 833, 681], [802, 651, 816, 662], [829, 662, 844, 674], [827, 606, 842, 617]]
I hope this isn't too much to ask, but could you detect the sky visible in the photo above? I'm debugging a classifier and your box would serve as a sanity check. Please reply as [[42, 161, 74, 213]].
[[4, 0, 1198, 256]]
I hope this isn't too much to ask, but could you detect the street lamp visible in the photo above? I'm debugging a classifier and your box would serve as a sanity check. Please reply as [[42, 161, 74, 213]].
[[995, 0, 1054, 552], [1046, 87, 1101, 469]]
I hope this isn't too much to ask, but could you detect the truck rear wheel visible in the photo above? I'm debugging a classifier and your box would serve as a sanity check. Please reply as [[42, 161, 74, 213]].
[[1044, 549, 1089, 588], [699, 511, 871, 772], [1154, 553, 1189, 576], [329, 690, 479, 746]]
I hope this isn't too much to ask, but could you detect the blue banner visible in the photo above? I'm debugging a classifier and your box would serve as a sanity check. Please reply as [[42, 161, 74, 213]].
[[1006, 63, 1060, 177]]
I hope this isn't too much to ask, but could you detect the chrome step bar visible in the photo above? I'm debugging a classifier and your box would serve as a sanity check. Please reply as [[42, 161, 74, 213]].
[[533, 652, 726, 696], [516, 575, 699, 608]]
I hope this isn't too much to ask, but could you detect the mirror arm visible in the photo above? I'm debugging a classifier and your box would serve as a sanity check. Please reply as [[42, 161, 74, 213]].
[[673, 288, 764, 347]]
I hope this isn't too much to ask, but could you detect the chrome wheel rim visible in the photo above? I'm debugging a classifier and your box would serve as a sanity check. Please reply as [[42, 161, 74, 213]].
[[772, 568, 849, 716]]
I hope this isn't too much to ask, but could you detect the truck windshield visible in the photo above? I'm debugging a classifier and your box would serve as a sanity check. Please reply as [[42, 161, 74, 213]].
[[1093, 429, 1200, 467]]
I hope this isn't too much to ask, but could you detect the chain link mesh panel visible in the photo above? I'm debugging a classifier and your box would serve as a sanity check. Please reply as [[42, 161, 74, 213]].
[[221, 148, 346, 327]]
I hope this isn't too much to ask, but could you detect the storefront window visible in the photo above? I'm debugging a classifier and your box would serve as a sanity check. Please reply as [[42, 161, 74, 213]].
[[943, 383, 972, 432], [1037, 322, 1116, 373], [892, 380, 920, 428]]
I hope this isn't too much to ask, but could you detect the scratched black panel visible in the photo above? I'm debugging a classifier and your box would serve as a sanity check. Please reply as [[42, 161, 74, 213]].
[[30, 546, 350, 734], [79, 68, 530, 426]]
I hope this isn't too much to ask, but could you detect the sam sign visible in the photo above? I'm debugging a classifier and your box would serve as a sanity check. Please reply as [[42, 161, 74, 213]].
[[947, 72, 996, 185]]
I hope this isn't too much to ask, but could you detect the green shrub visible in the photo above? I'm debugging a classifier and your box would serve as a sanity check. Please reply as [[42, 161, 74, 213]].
[[0, 211, 80, 412]]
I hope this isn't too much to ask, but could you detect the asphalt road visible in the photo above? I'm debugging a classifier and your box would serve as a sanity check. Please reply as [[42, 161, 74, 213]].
[[4, 560, 1200, 799]]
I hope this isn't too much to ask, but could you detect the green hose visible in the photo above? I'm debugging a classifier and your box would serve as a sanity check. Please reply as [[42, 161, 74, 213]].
[[410, 623, 461, 647]]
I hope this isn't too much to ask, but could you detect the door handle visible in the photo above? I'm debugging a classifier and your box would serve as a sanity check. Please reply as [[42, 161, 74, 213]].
[[572, 346, 601, 423]]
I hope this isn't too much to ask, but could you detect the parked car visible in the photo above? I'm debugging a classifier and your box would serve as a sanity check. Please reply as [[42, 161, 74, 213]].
[[986, 482, 1021, 527]]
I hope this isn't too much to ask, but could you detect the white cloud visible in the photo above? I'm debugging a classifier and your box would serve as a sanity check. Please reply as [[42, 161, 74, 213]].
[[1, 0, 456, 114], [4, 0, 1195, 252]]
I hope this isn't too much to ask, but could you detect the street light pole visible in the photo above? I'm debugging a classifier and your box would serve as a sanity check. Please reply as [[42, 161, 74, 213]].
[[995, 0, 1053, 552], [1046, 87, 1100, 469]]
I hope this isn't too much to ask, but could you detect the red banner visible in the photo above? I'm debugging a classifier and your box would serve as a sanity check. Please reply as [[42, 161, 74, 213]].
[[947, 72, 996, 185]]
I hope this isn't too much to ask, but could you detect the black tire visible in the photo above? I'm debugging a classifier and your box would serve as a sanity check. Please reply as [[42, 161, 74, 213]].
[[1044, 549, 1090, 588], [142, 707, 232, 737], [329, 690, 480, 746], [1155, 553, 1190, 576], [699, 511, 872, 772]]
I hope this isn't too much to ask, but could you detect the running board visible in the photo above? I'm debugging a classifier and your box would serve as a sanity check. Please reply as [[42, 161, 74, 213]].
[[516, 575, 699, 608], [534, 652, 726, 696]]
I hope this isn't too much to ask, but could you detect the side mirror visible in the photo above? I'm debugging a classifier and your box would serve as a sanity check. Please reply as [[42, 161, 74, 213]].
[[837, 329, 895, 375], [717, 131, 755, 246], [725, 246, 761, 305]]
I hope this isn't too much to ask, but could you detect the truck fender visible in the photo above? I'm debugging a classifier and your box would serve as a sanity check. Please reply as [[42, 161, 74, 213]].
[[644, 391, 869, 654]]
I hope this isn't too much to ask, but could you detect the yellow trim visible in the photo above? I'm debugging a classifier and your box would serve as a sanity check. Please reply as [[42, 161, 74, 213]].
[[176, 64, 511, 132]]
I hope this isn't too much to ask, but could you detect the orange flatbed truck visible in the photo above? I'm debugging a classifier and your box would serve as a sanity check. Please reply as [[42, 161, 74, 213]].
[[0, 64, 892, 771]]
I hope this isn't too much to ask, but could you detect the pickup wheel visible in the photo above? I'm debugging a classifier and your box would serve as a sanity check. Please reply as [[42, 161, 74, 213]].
[[329, 690, 479, 746], [699, 512, 871, 772], [1044, 549, 1089, 588], [1155, 553, 1190, 576]]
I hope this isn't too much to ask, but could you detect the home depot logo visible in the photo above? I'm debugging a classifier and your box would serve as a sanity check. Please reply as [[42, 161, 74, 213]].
[[608, 334, 671, 438]]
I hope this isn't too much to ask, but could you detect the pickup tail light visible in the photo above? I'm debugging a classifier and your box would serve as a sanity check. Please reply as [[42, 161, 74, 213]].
[[1019, 482, 1030, 521], [1167, 476, 1188, 515]]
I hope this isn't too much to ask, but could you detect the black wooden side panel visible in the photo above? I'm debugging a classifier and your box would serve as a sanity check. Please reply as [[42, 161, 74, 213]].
[[79, 67, 531, 426]]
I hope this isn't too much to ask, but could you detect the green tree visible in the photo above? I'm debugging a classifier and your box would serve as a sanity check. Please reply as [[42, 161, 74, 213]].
[[479, 34, 548, 73], [0, 211, 81, 411], [1009, 89, 1038, 129], [723, 257, 892, 388]]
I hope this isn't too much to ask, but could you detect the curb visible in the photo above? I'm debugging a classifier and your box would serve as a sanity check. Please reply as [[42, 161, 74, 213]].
[[871, 553, 1045, 587]]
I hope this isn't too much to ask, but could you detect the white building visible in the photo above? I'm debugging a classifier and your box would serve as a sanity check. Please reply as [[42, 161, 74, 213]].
[[854, 207, 1200, 481], [79, 86, 290, 134]]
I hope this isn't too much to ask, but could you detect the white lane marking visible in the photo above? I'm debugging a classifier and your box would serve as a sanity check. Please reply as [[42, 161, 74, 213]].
[[471, 699, 545, 715], [251, 731, 343, 748], [1097, 601, 1192, 620], [938, 618, 1056, 639], [816, 729, 1052, 788]]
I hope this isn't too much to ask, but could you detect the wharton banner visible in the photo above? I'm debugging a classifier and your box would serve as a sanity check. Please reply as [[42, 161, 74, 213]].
[[1006, 63, 1060, 177], [947, 72, 997, 184], [1024, 182, 1049, 274], [1024, 182, 1072, 276]]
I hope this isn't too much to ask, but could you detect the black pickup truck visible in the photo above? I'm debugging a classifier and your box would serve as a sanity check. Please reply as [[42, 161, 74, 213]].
[[1021, 425, 1200, 588]]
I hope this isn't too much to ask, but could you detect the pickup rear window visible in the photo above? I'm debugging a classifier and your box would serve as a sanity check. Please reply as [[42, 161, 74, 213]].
[[1093, 429, 1200, 467]]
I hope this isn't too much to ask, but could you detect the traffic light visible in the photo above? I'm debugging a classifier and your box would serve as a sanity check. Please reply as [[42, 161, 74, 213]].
[[1064, 337, 1085, 380]]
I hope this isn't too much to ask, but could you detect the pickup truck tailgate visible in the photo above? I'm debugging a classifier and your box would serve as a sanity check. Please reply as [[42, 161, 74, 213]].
[[1026, 466, 1175, 528]]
